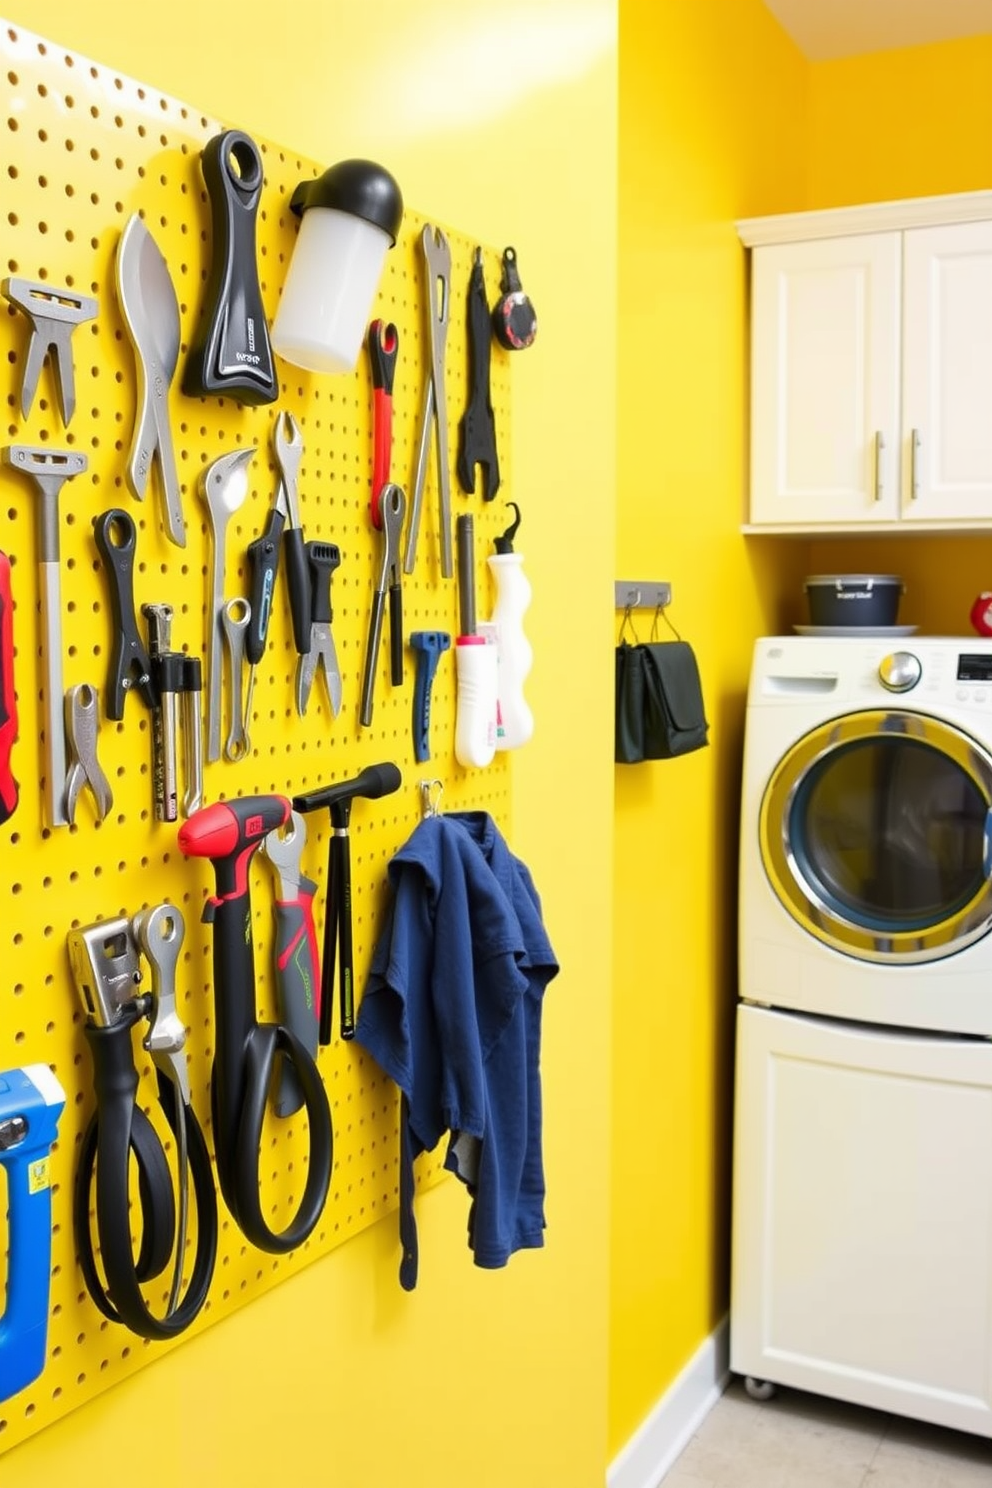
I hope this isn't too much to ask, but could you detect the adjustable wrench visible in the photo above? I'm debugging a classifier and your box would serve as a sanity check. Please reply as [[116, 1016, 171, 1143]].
[[405, 226, 453, 578], [261, 811, 321, 1117], [2, 444, 87, 827]]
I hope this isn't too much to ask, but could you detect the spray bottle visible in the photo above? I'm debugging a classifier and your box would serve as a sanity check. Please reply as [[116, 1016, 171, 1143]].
[[480, 503, 534, 750]]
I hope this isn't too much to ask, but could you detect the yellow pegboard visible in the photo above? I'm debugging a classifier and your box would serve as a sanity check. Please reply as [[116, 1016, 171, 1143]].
[[0, 19, 515, 1453]]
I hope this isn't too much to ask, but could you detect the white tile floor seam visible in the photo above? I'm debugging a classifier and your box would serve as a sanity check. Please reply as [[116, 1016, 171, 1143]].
[[661, 1378, 992, 1487]]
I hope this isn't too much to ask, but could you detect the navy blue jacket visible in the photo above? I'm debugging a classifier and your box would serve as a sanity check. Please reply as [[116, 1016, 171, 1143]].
[[356, 812, 559, 1287]]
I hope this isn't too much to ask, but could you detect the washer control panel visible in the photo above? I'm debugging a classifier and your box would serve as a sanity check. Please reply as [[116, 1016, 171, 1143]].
[[879, 651, 922, 692]]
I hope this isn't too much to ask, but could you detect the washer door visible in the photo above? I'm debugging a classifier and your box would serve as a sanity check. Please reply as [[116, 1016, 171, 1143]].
[[760, 710, 992, 964]]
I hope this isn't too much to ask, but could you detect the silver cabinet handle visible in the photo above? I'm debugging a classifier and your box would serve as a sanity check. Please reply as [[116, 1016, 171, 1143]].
[[874, 430, 885, 501], [910, 428, 921, 500]]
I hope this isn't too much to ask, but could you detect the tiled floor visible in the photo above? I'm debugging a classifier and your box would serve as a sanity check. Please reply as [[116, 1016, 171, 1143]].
[[663, 1377, 992, 1487]]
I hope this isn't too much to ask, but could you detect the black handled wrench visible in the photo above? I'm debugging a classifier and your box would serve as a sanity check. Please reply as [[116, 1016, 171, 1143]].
[[2, 444, 87, 827], [93, 509, 159, 721]]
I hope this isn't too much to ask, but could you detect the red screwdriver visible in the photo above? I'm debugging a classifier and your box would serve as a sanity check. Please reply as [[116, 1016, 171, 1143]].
[[0, 551, 18, 825]]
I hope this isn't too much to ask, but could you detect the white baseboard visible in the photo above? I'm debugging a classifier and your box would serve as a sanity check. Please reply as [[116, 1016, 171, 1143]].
[[607, 1317, 730, 1488]]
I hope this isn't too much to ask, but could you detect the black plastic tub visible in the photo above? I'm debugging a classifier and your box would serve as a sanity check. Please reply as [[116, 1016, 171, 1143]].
[[804, 574, 903, 627]]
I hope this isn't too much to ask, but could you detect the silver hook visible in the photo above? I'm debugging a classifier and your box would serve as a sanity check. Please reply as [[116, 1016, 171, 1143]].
[[419, 779, 444, 819]]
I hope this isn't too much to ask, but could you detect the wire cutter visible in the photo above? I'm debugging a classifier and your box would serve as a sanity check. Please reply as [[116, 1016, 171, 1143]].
[[360, 483, 406, 727], [64, 683, 113, 824], [296, 541, 342, 718]]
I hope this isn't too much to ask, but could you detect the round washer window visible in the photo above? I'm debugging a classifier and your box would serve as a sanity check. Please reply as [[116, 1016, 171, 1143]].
[[760, 711, 992, 964]]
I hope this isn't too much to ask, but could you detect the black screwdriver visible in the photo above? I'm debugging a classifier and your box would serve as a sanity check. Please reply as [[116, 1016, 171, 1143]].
[[244, 501, 285, 726]]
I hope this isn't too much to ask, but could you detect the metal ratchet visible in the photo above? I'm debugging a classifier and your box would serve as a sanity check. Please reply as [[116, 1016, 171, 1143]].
[[360, 484, 406, 727], [405, 225, 453, 578], [64, 682, 113, 824], [221, 596, 251, 761]]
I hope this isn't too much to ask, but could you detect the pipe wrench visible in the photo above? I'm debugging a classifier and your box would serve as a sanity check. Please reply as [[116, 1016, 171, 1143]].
[[261, 811, 321, 1116]]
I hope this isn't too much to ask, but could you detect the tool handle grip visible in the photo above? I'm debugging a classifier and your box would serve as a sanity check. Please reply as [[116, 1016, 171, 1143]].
[[0, 1147, 54, 1398], [283, 526, 313, 655], [410, 632, 448, 764], [246, 506, 285, 666], [307, 542, 341, 626], [328, 833, 356, 1040], [0, 553, 19, 825], [182, 131, 277, 406], [389, 582, 404, 686], [74, 1021, 217, 1342], [272, 883, 321, 1116]]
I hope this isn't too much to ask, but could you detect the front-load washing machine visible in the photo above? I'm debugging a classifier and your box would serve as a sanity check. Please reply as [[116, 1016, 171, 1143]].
[[731, 635, 992, 1438]]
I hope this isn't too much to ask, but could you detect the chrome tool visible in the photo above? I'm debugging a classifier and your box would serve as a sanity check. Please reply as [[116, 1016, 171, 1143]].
[[197, 446, 254, 764], [2, 444, 87, 828], [115, 214, 185, 547], [64, 683, 113, 824], [360, 482, 406, 727], [405, 225, 453, 577], [2, 276, 98, 426], [221, 596, 251, 761]]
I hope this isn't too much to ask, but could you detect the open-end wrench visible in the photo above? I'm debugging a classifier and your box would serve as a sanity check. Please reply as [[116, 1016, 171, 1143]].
[[272, 412, 311, 655], [2, 277, 98, 426], [2, 444, 87, 827], [260, 811, 321, 1116], [221, 597, 251, 762], [405, 226, 452, 578], [197, 447, 254, 763]]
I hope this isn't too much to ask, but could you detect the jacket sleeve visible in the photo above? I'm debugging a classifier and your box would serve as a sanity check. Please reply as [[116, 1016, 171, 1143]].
[[355, 866, 446, 1156]]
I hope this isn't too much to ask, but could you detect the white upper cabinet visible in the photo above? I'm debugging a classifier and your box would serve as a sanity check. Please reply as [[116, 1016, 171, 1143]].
[[902, 221, 992, 523], [738, 193, 992, 532]]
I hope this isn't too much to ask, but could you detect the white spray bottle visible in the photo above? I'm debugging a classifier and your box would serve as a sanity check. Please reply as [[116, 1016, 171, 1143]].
[[480, 503, 534, 750]]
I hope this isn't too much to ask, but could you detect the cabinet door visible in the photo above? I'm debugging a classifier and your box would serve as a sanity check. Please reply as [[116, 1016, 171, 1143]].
[[902, 221, 992, 522], [750, 235, 901, 526], [730, 1004, 992, 1436]]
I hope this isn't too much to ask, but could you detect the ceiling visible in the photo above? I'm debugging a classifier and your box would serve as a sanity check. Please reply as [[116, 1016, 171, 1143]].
[[762, 0, 992, 60]]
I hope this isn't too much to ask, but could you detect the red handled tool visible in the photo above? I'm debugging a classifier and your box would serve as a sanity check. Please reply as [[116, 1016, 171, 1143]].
[[368, 319, 398, 527], [0, 552, 18, 825], [178, 796, 332, 1253], [260, 810, 321, 1117]]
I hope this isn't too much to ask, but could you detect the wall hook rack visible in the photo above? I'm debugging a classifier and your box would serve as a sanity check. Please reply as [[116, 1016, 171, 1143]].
[[614, 581, 672, 610]]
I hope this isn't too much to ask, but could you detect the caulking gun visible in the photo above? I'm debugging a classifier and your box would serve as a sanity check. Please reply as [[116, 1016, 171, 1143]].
[[0, 1064, 65, 1402]]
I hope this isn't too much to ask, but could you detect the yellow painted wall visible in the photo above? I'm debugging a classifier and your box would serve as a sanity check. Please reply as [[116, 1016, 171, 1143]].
[[806, 35, 992, 629], [1, 3, 616, 1485], [610, 0, 809, 1456]]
